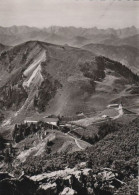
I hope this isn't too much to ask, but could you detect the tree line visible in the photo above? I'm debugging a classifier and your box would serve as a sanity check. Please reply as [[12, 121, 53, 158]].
[[12, 121, 58, 143]]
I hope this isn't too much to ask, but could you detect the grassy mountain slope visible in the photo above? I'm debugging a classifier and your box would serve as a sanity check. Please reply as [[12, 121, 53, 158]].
[[21, 116, 138, 173], [11, 116, 138, 195], [82, 43, 139, 74], [101, 34, 139, 49], [0, 41, 139, 126], [0, 43, 10, 54]]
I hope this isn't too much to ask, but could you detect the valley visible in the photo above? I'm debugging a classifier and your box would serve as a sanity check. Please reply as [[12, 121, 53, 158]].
[[0, 27, 138, 195]]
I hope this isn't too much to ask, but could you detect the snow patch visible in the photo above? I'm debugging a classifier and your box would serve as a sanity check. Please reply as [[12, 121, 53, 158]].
[[23, 64, 43, 88], [23, 51, 46, 77], [14, 102, 27, 116]]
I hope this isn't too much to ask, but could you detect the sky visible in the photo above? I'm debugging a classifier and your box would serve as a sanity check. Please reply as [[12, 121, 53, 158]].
[[0, 0, 138, 29]]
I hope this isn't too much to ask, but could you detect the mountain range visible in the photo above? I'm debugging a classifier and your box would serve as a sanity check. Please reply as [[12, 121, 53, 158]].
[[0, 26, 138, 48]]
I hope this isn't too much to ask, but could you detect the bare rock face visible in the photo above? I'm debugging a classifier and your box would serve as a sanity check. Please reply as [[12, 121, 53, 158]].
[[0, 166, 126, 195], [29, 164, 125, 195], [60, 187, 77, 195], [36, 182, 57, 195]]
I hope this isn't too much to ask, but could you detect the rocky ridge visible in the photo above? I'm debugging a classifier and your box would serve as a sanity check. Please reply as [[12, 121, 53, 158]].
[[0, 163, 127, 195]]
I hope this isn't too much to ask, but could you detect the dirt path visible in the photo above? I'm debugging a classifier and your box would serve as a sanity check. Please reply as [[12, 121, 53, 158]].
[[65, 132, 85, 150], [74, 137, 84, 150]]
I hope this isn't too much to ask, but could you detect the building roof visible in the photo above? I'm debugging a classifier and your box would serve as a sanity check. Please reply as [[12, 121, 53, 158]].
[[43, 118, 59, 123], [107, 104, 119, 108], [100, 108, 119, 118], [24, 117, 59, 123], [24, 120, 38, 123]]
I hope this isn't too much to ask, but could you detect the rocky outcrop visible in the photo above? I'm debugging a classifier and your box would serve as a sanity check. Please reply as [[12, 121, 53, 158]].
[[60, 187, 77, 195], [37, 182, 57, 195], [29, 164, 125, 195], [0, 165, 126, 195]]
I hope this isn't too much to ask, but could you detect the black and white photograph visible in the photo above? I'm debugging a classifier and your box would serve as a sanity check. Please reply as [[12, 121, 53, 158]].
[[0, 0, 138, 194]]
